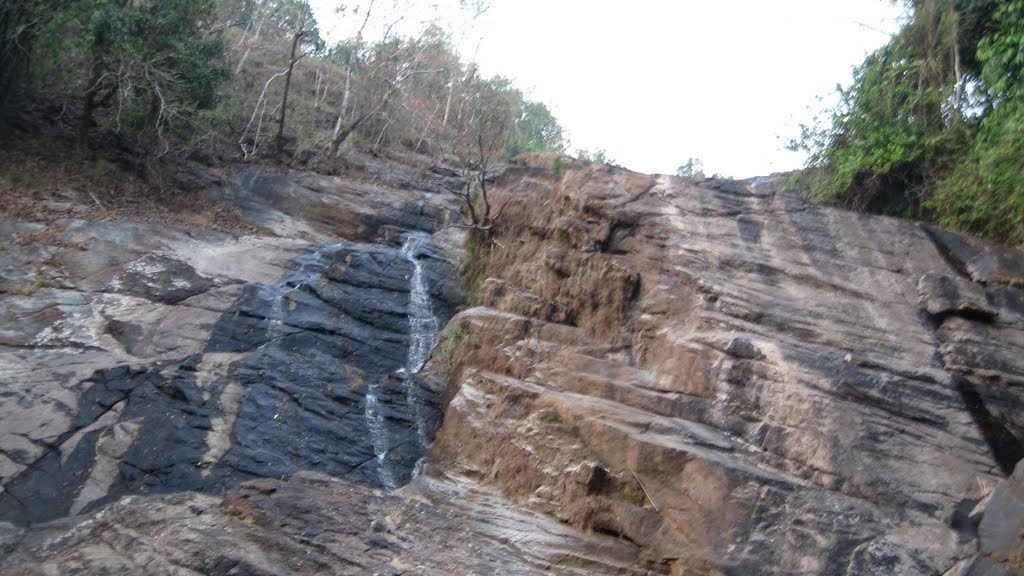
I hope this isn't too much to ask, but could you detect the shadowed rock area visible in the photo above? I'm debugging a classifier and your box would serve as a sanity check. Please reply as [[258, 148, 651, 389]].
[[1, 154, 1022, 574]]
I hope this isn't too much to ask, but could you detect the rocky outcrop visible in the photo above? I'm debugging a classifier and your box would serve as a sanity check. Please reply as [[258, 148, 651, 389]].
[[0, 161, 461, 527], [2, 154, 1022, 575], [422, 156, 1024, 574], [956, 460, 1024, 576], [1, 472, 642, 575]]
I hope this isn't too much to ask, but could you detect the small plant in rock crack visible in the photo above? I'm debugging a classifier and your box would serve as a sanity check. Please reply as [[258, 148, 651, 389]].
[[617, 485, 645, 507], [442, 325, 469, 358], [551, 155, 565, 175], [537, 409, 562, 424]]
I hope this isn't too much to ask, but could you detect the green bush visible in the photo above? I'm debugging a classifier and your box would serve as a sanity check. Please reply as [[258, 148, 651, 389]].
[[931, 100, 1024, 241], [442, 325, 469, 358], [551, 155, 565, 175], [791, 0, 1024, 242]]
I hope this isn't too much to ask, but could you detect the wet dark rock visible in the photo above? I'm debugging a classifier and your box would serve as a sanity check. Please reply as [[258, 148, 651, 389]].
[[0, 172, 463, 529], [107, 253, 219, 304], [3, 237, 455, 526], [325, 248, 415, 292]]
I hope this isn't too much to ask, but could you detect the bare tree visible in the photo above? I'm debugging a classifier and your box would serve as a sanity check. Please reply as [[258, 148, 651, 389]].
[[329, 0, 375, 153], [276, 26, 309, 147], [327, 33, 436, 157], [435, 77, 516, 230], [239, 68, 289, 158]]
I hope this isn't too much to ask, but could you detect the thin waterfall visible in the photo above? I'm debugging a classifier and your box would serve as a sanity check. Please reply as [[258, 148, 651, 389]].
[[400, 232, 439, 479], [364, 379, 397, 490], [402, 232, 439, 374], [365, 232, 440, 489]]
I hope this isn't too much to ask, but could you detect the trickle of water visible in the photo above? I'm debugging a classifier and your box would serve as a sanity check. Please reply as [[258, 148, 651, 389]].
[[259, 243, 344, 348], [400, 233, 439, 476], [364, 232, 441, 489], [365, 380, 397, 490], [261, 284, 296, 346]]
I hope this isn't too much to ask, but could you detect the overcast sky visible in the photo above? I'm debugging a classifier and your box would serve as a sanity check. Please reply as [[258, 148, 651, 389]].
[[310, 1, 904, 178]]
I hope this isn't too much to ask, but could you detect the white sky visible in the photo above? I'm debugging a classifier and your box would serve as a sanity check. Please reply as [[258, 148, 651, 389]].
[[310, 0, 904, 178]]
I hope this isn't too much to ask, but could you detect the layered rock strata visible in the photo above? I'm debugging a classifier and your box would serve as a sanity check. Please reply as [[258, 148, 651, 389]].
[[2, 155, 1022, 575], [423, 156, 1024, 574]]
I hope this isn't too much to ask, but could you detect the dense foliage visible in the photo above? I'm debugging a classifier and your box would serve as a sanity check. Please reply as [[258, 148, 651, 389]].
[[2, 0, 228, 179], [793, 0, 1024, 242], [0, 0, 564, 182]]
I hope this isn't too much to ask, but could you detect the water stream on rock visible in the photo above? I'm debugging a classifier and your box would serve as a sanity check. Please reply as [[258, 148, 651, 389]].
[[364, 379, 396, 489], [260, 244, 340, 347], [400, 232, 440, 479], [364, 232, 440, 489]]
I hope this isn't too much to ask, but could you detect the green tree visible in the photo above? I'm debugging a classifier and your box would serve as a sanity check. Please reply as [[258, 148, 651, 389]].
[[793, 0, 1024, 240], [0, 2, 43, 122], [1, 1, 84, 126], [931, 0, 1024, 240], [76, 0, 229, 175], [506, 100, 564, 156], [676, 157, 705, 178], [576, 148, 615, 165]]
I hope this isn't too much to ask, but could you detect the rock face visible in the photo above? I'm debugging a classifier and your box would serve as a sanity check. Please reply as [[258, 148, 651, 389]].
[[1, 472, 643, 575], [958, 460, 1024, 576], [2, 154, 1023, 575], [423, 157, 1024, 574], [0, 160, 461, 527]]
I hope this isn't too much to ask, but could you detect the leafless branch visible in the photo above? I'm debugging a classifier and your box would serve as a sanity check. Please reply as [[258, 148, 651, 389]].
[[240, 68, 289, 158]]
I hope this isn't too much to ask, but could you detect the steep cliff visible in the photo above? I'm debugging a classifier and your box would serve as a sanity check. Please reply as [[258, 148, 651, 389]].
[[1, 155, 1022, 575], [423, 156, 1024, 574]]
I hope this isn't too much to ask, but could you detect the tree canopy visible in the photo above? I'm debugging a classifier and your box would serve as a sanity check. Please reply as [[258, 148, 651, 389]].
[[793, 0, 1024, 242], [1, 0, 564, 184]]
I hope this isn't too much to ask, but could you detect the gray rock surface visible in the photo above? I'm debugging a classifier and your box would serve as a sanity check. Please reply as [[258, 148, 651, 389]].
[[2, 154, 1023, 574], [972, 460, 1024, 575], [0, 162, 462, 528], [1, 472, 643, 575]]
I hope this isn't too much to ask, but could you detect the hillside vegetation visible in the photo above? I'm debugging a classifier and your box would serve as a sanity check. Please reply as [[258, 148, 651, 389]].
[[793, 0, 1024, 243], [4, 1, 1022, 244], [0, 0, 564, 185]]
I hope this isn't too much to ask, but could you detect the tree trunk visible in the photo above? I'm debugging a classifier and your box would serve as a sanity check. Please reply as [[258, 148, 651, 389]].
[[78, 59, 105, 151], [277, 30, 304, 147], [234, 9, 263, 73], [950, 6, 963, 113], [331, 58, 354, 142], [140, 90, 163, 182], [329, 0, 373, 156], [0, 3, 36, 123], [442, 83, 454, 127], [330, 109, 373, 156], [329, 83, 397, 157]]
